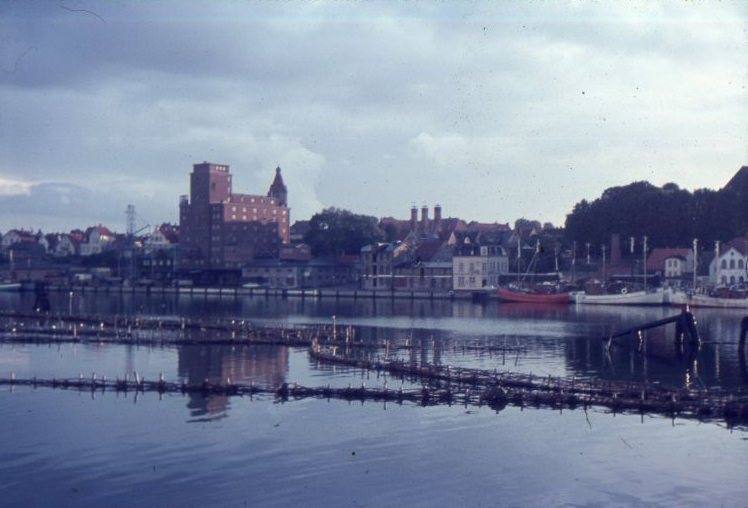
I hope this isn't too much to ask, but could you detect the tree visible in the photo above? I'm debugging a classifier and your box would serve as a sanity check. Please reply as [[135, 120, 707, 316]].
[[564, 178, 748, 249], [304, 208, 386, 256]]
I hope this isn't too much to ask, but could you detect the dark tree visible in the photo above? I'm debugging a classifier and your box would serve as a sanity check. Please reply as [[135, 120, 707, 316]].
[[304, 208, 386, 256], [565, 178, 748, 249]]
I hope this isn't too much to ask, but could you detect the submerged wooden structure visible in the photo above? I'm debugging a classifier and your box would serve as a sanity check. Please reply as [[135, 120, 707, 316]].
[[1, 310, 747, 428]]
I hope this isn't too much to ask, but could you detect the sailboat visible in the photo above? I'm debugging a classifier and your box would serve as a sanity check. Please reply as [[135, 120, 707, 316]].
[[496, 239, 571, 304]]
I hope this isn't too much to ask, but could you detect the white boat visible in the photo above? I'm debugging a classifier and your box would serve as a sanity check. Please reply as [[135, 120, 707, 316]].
[[0, 282, 21, 292], [667, 290, 748, 309], [574, 288, 664, 306]]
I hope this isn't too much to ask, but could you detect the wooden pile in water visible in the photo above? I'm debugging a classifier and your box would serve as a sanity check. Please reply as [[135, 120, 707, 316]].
[[2, 310, 747, 428]]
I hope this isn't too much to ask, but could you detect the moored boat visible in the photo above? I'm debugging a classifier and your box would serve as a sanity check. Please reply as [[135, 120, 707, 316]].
[[0, 282, 22, 292], [497, 287, 571, 304], [574, 288, 665, 306], [667, 289, 748, 309]]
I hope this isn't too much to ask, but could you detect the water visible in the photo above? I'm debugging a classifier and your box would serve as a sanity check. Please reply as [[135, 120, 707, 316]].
[[1, 292, 746, 508]]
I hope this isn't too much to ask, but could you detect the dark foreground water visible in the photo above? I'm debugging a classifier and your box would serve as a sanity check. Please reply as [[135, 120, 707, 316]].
[[1, 292, 746, 508]]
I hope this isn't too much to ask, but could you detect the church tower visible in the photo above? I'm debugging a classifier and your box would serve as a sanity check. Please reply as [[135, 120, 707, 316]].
[[267, 166, 288, 207]]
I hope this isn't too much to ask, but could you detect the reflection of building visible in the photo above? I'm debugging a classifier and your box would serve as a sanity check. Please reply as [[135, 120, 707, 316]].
[[179, 162, 290, 268], [177, 344, 289, 417]]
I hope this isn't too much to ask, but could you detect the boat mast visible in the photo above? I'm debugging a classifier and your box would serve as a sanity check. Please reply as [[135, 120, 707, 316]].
[[642, 235, 648, 288], [692, 238, 698, 290]]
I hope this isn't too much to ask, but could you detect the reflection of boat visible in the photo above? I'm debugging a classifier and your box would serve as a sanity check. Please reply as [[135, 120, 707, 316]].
[[574, 288, 665, 306], [0, 282, 21, 292], [497, 287, 571, 304], [667, 289, 748, 309]]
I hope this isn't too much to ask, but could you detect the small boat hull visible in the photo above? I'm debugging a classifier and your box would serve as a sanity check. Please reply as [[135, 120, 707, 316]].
[[497, 288, 571, 304], [574, 289, 664, 306], [667, 291, 748, 309]]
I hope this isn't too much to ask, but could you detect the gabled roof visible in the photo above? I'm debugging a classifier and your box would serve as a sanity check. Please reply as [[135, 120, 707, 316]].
[[466, 221, 511, 233], [724, 236, 748, 255], [84, 224, 114, 240], [646, 248, 691, 271]]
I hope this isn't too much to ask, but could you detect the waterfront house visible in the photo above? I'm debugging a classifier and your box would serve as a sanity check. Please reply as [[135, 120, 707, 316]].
[[452, 233, 509, 292], [646, 248, 694, 287], [80, 225, 115, 256], [392, 238, 454, 292], [360, 243, 399, 290], [1, 229, 36, 252], [242, 257, 355, 289], [709, 238, 747, 286]]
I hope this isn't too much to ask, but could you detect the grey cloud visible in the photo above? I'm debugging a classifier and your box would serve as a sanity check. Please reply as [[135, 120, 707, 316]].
[[0, 0, 745, 233]]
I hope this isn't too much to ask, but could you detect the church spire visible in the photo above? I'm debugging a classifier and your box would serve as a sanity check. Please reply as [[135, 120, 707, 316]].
[[268, 166, 287, 206]]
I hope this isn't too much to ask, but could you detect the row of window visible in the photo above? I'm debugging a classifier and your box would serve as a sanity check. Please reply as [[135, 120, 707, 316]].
[[720, 275, 746, 284], [720, 259, 745, 270]]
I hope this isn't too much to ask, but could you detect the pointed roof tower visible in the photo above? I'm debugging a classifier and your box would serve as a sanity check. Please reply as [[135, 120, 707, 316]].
[[268, 166, 288, 206]]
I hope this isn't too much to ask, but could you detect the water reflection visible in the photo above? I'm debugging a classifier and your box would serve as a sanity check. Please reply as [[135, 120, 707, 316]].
[[177, 345, 288, 420], [1, 292, 746, 392]]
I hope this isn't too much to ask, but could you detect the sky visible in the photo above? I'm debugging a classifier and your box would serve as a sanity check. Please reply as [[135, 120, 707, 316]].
[[1, 1, 746, 234]]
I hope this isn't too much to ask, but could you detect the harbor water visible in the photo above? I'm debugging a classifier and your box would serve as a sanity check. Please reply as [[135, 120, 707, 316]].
[[1, 291, 746, 508]]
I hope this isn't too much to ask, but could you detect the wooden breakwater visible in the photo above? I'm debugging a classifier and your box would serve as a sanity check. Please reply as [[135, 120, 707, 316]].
[[308, 347, 748, 427], [2, 310, 748, 428]]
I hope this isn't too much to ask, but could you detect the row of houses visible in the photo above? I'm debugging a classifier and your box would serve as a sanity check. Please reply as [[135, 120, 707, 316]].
[[644, 238, 748, 287], [0, 225, 178, 260], [2, 218, 746, 291]]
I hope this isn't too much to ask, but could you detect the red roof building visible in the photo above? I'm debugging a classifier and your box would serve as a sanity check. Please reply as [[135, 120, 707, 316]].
[[179, 162, 290, 268]]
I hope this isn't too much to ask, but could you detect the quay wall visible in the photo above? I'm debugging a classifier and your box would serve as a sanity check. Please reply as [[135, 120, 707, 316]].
[[34, 285, 480, 301]]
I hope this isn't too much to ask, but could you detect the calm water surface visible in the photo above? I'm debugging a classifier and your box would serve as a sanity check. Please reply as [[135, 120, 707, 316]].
[[1, 292, 746, 508]]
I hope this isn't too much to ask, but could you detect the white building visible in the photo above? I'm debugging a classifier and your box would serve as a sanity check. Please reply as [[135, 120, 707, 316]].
[[144, 224, 178, 253], [453, 244, 509, 292], [709, 245, 747, 286], [80, 225, 115, 256]]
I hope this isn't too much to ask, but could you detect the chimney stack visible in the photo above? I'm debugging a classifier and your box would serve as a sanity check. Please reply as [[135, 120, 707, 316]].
[[421, 205, 429, 232], [433, 205, 442, 234], [410, 206, 418, 232]]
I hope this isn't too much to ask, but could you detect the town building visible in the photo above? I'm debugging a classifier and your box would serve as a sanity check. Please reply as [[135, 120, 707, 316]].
[[392, 238, 454, 292], [242, 257, 355, 289], [709, 238, 747, 286], [646, 248, 695, 287], [452, 233, 509, 292], [44, 233, 80, 257], [1, 229, 36, 252], [360, 243, 398, 290], [179, 162, 290, 269], [79, 225, 115, 256]]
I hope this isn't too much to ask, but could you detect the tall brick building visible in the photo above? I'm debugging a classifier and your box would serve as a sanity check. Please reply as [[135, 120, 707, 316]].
[[179, 162, 290, 268]]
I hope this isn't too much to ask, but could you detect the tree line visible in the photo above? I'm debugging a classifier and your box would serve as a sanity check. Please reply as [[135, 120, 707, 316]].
[[564, 180, 748, 249], [302, 172, 748, 259]]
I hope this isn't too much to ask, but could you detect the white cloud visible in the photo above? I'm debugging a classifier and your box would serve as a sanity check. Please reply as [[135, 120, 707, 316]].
[[0, 178, 32, 196]]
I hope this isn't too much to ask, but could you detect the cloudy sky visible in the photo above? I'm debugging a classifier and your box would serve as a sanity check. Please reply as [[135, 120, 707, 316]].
[[1, 1, 746, 234]]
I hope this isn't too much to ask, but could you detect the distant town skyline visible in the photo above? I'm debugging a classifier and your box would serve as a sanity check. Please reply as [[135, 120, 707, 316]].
[[1, 1, 746, 233]]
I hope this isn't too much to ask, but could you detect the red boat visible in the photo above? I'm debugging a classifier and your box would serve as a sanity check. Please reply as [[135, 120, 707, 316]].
[[496, 287, 571, 304]]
